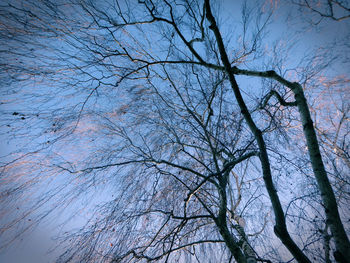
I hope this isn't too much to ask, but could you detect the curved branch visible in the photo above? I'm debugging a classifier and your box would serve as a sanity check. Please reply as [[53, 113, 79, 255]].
[[261, 90, 297, 108], [204, 1, 311, 262]]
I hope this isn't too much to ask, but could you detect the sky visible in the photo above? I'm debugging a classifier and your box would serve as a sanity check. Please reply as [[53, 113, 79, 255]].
[[0, 0, 349, 262]]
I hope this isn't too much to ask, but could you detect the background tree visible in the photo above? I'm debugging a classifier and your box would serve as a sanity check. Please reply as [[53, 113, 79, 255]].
[[0, 0, 349, 262], [291, 0, 350, 24]]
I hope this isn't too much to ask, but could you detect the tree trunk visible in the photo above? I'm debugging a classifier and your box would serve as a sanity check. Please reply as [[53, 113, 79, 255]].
[[292, 82, 350, 262], [216, 175, 247, 263], [204, 1, 311, 262], [236, 224, 257, 263], [230, 66, 350, 263]]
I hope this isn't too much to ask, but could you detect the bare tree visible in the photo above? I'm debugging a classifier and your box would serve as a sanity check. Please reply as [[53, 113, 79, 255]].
[[0, 0, 349, 262], [292, 0, 350, 24]]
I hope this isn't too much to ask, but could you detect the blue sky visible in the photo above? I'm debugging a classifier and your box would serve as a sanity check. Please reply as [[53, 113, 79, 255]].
[[0, 0, 349, 262]]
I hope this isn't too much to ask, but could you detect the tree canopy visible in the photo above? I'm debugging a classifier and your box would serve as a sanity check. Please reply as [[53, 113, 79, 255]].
[[0, 0, 349, 262]]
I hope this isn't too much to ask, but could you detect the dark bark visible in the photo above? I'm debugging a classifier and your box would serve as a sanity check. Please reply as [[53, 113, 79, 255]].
[[232, 66, 350, 262], [292, 83, 350, 262], [215, 173, 247, 263], [204, 1, 311, 262]]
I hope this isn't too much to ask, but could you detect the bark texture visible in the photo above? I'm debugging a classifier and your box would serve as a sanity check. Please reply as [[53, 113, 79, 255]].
[[292, 83, 350, 262], [232, 67, 350, 262], [204, 1, 311, 262]]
